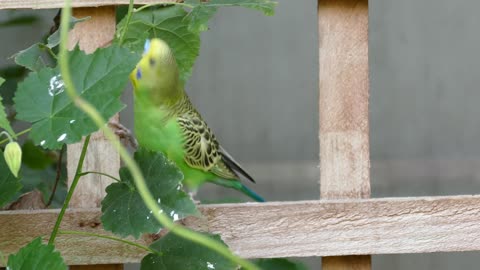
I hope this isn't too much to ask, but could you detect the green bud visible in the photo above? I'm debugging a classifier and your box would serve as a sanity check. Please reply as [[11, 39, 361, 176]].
[[4, 141, 21, 178]]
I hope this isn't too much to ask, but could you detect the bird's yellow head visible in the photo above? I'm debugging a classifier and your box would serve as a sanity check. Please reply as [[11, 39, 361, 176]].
[[130, 39, 181, 103]]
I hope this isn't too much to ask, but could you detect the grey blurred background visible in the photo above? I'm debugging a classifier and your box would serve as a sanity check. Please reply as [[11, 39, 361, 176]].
[[2, 0, 480, 269]]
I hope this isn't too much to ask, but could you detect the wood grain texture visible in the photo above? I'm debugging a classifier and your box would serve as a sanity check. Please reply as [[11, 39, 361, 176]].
[[66, 6, 119, 209], [319, 0, 370, 200], [0, 0, 177, 9], [319, 0, 370, 269], [65, 7, 122, 270], [2, 196, 480, 265]]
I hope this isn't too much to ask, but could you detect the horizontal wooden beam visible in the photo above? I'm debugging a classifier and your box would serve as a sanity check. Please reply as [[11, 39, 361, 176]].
[[0, 0, 176, 9], [1, 195, 480, 265]]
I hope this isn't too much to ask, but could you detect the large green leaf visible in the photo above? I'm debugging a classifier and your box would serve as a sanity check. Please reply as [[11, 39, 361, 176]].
[[141, 232, 236, 270], [101, 149, 198, 239], [117, 6, 200, 83], [0, 76, 15, 137], [7, 237, 67, 270], [244, 258, 309, 270], [0, 151, 22, 207], [184, 0, 276, 33], [14, 45, 139, 149]]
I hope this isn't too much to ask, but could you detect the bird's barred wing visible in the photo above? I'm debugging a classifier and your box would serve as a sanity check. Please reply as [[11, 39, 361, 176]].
[[177, 115, 237, 179]]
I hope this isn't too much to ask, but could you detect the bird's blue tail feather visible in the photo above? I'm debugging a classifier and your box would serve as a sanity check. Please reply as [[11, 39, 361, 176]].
[[239, 184, 265, 202]]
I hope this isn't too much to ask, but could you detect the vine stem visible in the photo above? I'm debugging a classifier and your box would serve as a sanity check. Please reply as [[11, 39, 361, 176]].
[[58, 230, 157, 254], [48, 135, 90, 245], [117, 0, 134, 45], [58, 1, 259, 270], [133, 2, 193, 13], [0, 128, 31, 145], [0, 131, 13, 143], [78, 171, 121, 182], [46, 143, 65, 207]]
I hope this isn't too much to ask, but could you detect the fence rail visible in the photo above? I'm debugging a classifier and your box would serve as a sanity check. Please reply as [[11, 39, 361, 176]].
[[0, 0, 176, 9], [1, 195, 479, 266]]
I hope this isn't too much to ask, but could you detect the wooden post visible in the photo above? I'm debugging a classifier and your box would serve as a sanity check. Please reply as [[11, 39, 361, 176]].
[[66, 6, 123, 270], [319, 0, 371, 269]]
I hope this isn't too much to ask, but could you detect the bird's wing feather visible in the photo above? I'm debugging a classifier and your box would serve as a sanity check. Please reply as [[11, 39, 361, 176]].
[[177, 114, 238, 180], [219, 146, 256, 183]]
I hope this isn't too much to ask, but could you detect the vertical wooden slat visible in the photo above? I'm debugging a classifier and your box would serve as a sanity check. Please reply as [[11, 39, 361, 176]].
[[66, 6, 123, 270], [319, 0, 371, 269]]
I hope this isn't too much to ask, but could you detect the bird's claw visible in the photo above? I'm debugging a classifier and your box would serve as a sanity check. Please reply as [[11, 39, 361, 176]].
[[108, 121, 139, 149], [188, 191, 200, 204]]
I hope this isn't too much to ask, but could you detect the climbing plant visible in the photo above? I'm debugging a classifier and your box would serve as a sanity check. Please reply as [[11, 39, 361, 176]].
[[0, 1, 307, 269]]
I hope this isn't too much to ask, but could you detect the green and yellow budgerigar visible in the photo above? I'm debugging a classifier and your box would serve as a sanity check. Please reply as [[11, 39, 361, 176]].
[[130, 38, 264, 202]]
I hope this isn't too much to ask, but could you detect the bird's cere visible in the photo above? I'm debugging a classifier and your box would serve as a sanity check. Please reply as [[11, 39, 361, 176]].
[[143, 39, 151, 55]]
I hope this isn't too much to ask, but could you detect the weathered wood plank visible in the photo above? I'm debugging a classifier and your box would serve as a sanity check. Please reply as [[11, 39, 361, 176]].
[[319, 0, 370, 200], [319, 0, 370, 268], [0, 0, 176, 9], [66, 6, 119, 209], [2, 196, 480, 265]]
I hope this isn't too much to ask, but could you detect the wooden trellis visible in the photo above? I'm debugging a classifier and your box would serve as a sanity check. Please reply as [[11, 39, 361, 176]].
[[1, 0, 477, 270]]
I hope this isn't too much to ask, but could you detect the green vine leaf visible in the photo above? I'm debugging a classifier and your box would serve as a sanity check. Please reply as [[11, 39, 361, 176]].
[[7, 237, 67, 270], [0, 151, 22, 207], [101, 149, 198, 239], [243, 258, 309, 270], [0, 76, 15, 137], [141, 232, 237, 270], [14, 45, 139, 149], [13, 16, 88, 72], [116, 6, 200, 83], [13, 43, 50, 72], [184, 0, 276, 33]]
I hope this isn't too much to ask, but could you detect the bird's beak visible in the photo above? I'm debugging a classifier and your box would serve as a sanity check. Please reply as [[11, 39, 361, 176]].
[[130, 67, 138, 92]]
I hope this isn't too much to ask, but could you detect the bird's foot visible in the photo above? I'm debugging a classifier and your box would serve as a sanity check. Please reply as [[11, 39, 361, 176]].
[[188, 191, 201, 204], [108, 121, 138, 149]]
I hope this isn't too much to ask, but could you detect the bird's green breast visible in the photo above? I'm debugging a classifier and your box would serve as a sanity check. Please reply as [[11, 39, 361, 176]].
[[134, 98, 185, 162]]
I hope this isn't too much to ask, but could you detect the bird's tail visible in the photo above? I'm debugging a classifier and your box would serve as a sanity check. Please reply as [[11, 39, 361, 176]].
[[238, 184, 265, 202], [211, 178, 265, 202]]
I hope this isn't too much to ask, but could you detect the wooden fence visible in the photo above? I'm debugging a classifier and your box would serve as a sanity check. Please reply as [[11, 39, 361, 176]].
[[1, 1, 475, 270]]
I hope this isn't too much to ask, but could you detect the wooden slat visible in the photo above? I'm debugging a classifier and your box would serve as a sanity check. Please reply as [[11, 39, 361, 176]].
[[66, 7, 119, 209], [66, 6, 122, 270], [318, 0, 370, 269], [0, 0, 176, 9], [319, 0, 370, 200], [2, 196, 480, 265]]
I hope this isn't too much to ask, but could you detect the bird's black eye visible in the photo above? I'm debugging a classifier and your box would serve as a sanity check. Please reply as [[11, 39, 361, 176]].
[[149, 57, 155, 67], [136, 68, 142, 79]]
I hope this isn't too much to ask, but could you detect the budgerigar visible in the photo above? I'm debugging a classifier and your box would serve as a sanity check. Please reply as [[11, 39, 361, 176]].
[[130, 39, 264, 202]]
